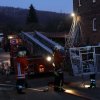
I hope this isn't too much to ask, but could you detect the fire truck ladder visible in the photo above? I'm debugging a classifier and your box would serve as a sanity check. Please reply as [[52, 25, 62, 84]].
[[19, 32, 53, 54], [34, 31, 64, 50], [19, 32, 64, 55], [65, 16, 82, 48]]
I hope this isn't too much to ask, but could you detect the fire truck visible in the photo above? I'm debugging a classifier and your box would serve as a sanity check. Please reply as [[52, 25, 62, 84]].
[[9, 31, 64, 75], [9, 37, 54, 75]]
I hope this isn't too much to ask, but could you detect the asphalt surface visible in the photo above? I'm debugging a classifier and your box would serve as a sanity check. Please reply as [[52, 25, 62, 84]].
[[0, 73, 100, 100], [0, 74, 86, 100], [0, 88, 86, 100], [63, 72, 100, 100]]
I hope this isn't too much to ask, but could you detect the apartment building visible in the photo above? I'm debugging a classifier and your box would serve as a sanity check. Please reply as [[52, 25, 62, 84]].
[[73, 0, 100, 45]]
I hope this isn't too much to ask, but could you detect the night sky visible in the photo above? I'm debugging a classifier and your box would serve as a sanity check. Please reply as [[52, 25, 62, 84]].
[[0, 0, 73, 13]]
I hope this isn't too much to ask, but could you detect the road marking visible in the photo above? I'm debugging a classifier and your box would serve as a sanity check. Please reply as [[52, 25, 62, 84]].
[[28, 86, 49, 92], [28, 88, 45, 92]]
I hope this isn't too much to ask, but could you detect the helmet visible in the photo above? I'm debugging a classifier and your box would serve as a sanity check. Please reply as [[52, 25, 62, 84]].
[[54, 45, 61, 51]]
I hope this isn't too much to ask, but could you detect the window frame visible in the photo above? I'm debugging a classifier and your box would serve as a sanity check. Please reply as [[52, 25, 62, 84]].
[[92, 18, 97, 31], [79, 0, 82, 7]]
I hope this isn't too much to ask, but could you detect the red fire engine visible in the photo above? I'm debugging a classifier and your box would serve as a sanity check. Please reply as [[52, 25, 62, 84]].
[[9, 37, 53, 75], [9, 34, 64, 76]]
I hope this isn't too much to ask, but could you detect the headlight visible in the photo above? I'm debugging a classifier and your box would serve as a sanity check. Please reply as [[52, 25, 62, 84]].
[[8, 35, 14, 39], [46, 56, 52, 62]]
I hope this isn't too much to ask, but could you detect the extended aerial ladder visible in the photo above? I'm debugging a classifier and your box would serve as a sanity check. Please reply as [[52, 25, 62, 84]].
[[65, 15, 82, 49], [34, 31, 64, 50], [19, 31, 64, 56]]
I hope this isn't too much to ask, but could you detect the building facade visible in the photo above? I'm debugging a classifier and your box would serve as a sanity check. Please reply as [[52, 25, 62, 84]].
[[73, 0, 100, 45]]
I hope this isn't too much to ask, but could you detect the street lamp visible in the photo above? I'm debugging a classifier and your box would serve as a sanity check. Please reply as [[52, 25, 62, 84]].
[[71, 13, 75, 17], [71, 12, 81, 24]]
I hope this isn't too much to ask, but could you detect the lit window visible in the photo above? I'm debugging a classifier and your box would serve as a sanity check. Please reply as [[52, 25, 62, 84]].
[[93, 0, 96, 3], [93, 18, 96, 31], [79, 0, 81, 6]]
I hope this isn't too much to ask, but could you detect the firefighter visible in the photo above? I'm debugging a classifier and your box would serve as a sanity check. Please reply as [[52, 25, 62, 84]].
[[15, 50, 28, 93], [58, 63, 64, 91], [53, 46, 64, 65], [54, 63, 64, 92], [53, 47, 64, 92], [53, 65, 59, 91]]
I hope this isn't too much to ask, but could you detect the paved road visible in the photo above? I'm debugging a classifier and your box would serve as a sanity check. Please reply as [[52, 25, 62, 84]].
[[0, 73, 88, 100], [0, 86, 86, 100], [0, 73, 97, 100]]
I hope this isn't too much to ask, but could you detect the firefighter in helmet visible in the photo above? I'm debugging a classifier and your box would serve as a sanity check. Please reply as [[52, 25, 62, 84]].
[[53, 46, 64, 92], [15, 46, 29, 93]]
